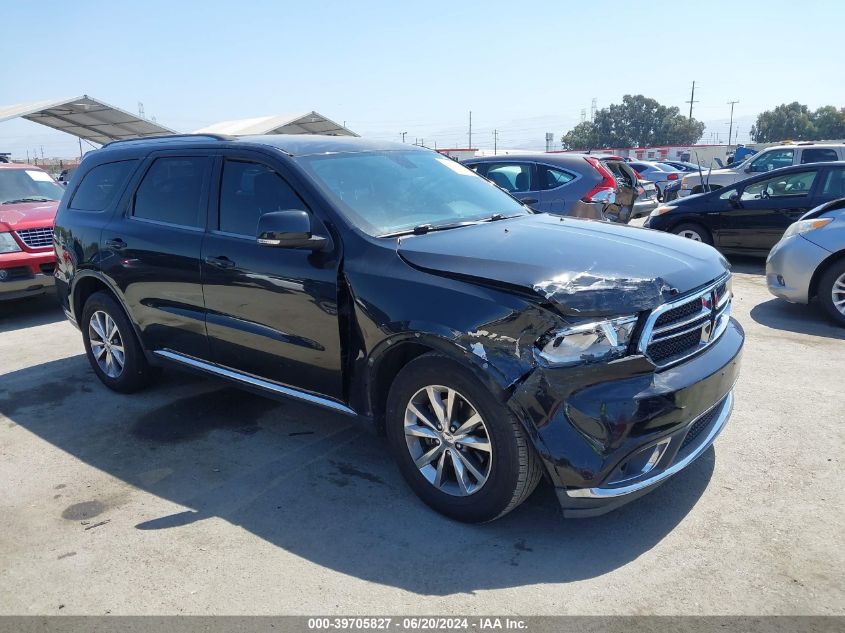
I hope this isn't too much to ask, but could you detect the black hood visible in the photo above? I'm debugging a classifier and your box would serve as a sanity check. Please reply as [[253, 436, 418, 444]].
[[397, 214, 729, 317]]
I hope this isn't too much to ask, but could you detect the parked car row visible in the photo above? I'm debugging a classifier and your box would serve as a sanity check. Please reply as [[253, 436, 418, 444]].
[[678, 143, 845, 197]]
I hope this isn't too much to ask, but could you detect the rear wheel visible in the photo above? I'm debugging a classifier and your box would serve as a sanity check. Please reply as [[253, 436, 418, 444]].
[[385, 353, 542, 523], [818, 260, 845, 327], [81, 291, 157, 393], [672, 222, 713, 245]]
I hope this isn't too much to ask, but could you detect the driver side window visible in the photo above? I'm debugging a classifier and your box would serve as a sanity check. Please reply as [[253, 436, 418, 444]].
[[740, 171, 817, 201], [219, 160, 307, 236], [749, 149, 794, 173]]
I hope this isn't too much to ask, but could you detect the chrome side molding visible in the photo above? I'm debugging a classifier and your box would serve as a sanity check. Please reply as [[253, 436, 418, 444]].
[[153, 349, 357, 416]]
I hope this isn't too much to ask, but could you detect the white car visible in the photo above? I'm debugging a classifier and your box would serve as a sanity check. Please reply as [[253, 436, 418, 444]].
[[679, 143, 845, 197]]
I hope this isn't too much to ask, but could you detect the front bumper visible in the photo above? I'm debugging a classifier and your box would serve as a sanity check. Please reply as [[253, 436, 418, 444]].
[[765, 234, 831, 304], [0, 250, 56, 300], [510, 317, 743, 517]]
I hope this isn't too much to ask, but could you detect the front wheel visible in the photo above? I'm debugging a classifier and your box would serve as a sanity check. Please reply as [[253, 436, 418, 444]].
[[81, 291, 157, 393], [386, 353, 543, 523], [818, 260, 845, 327], [672, 222, 713, 245]]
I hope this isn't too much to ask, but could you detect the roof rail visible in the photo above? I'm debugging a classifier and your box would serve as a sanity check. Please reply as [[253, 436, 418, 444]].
[[100, 133, 234, 148]]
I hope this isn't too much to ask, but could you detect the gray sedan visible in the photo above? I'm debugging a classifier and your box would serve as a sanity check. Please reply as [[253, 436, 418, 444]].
[[766, 197, 845, 326], [627, 161, 684, 199]]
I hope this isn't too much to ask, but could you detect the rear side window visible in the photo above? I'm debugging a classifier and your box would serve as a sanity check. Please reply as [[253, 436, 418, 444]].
[[219, 160, 307, 236], [133, 157, 210, 228], [801, 148, 839, 164], [820, 168, 845, 197], [70, 160, 137, 211], [539, 166, 576, 190]]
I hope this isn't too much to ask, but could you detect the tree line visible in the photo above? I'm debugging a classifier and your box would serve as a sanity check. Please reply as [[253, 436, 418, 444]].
[[560, 95, 845, 150]]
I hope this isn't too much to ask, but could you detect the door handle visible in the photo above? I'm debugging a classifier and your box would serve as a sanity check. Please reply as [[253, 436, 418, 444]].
[[520, 197, 538, 205], [105, 238, 126, 250], [204, 255, 236, 269]]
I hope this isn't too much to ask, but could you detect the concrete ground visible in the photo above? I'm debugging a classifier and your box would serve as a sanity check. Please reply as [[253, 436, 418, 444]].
[[1, 257, 843, 616]]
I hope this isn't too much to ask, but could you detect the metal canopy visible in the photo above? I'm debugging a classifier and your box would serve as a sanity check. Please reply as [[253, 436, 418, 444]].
[[0, 95, 177, 145], [194, 111, 358, 137]]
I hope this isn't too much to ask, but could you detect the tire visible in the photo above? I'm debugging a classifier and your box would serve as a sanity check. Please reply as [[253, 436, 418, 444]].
[[385, 353, 543, 523], [81, 291, 157, 393], [817, 259, 845, 327], [672, 222, 713, 245]]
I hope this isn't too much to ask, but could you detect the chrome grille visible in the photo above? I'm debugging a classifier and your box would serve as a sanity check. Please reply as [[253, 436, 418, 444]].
[[15, 227, 53, 249], [638, 274, 732, 369]]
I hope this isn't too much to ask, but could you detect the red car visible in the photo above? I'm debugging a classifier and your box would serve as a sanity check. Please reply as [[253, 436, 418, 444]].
[[0, 163, 65, 300]]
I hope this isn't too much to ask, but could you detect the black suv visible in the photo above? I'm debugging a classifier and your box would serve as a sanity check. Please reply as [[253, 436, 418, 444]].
[[54, 134, 743, 522]]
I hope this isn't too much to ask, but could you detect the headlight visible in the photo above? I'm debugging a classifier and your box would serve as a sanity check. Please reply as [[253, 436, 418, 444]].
[[0, 232, 21, 253], [782, 218, 832, 240], [536, 315, 638, 366], [650, 205, 675, 217]]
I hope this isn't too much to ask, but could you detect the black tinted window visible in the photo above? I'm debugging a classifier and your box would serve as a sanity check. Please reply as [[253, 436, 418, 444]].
[[539, 166, 576, 190], [70, 160, 137, 211], [801, 148, 839, 164], [133, 157, 209, 228], [821, 168, 845, 197], [219, 161, 306, 236]]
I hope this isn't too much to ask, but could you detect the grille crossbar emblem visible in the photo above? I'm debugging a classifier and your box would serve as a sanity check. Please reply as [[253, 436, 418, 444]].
[[700, 291, 718, 343]]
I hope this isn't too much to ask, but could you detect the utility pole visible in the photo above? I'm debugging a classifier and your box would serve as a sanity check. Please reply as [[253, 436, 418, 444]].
[[40, 146, 45, 160], [686, 81, 698, 120], [590, 98, 597, 122], [726, 100, 739, 148], [493, 129, 499, 155], [401, 131, 407, 143], [138, 102, 145, 119], [468, 111, 472, 149]]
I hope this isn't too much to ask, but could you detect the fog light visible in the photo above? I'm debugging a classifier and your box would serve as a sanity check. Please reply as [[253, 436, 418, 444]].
[[0, 269, 8, 281], [777, 275, 785, 286]]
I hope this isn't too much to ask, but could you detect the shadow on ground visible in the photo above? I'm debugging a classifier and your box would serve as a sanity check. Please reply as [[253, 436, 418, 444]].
[[1, 355, 716, 595], [726, 255, 765, 276], [0, 291, 65, 334], [750, 298, 845, 340]]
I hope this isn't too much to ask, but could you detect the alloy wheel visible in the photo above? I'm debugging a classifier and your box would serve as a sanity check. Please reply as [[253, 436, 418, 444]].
[[403, 385, 492, 496], [88, 310, 125, 378], [832, 272, 845, 317], [678, 229, 703, 241]]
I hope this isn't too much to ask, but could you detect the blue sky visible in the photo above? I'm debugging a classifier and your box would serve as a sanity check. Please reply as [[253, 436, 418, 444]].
[[1, 0, 843, 158]]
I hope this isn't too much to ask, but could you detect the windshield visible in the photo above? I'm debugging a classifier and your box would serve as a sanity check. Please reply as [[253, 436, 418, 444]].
[[297, 150, 529, 236], [0, 169, 65, 204]]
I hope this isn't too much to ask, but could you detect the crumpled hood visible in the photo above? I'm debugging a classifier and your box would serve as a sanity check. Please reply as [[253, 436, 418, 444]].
[[397, 214, 729, 317], [0, 201, 59, 231]]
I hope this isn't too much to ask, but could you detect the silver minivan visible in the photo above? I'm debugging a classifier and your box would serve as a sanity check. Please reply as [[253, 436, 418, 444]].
[[766, 197, 845, 326]]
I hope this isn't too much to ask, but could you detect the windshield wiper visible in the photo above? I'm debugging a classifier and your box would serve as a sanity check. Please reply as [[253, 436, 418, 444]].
[[381, 213, 523, 238], [2, 197, 54, 204]]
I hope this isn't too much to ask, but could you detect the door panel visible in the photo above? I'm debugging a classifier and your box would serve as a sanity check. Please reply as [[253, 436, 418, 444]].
[[718, 170, 818, 250], [99, 152, 212, 358], [201, 156, 344, 399]]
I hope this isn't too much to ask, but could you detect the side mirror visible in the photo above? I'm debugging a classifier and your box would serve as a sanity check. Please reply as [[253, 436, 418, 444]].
[[728, 192, 741, 207], [257, 210, 327, 250]]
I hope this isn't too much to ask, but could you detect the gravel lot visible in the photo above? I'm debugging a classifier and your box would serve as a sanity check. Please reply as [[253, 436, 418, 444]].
[[1, 255, 843, 616]]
